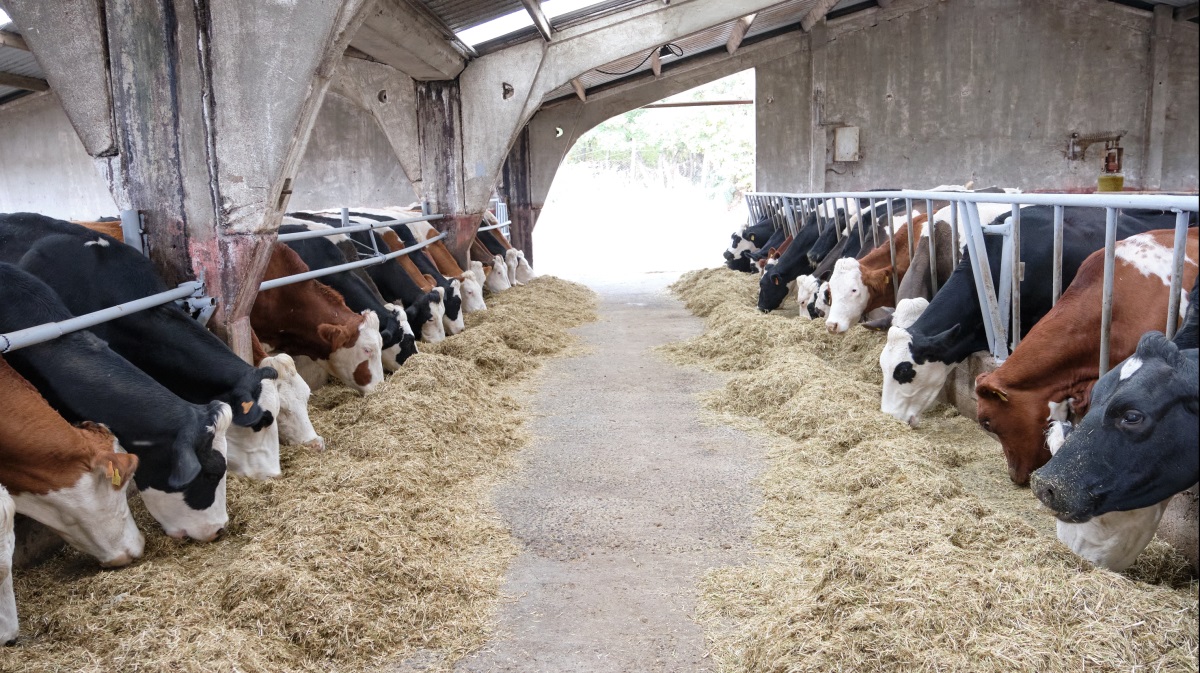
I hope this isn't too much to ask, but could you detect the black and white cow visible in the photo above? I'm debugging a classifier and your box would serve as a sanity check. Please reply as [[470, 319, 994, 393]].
[[756, 207, 843, 312], [0, 264, 231, 541], [879, 206, 1183, 427], [14, 232, 283, 479], [390, 223, 466, 335], [725, 214, 778, 272], [1032, 311, 1199, 525]]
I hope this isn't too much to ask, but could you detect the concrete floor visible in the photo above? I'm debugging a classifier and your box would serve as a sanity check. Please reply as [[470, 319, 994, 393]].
[[453, 272, 763, 673]]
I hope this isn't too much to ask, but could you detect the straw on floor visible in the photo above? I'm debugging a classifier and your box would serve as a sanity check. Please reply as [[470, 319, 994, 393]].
[[664, 267, 1197, 673], [0, 276, 596, 673]]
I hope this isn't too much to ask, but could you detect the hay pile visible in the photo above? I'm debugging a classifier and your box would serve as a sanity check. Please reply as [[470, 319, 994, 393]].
[[667, 268, 1198, 673], [0, 276, 596, 673]]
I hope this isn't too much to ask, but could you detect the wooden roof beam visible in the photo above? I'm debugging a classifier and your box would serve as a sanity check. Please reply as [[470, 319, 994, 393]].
[[521, 0, 555, 42], [801, 0, 840, 32], [0, 30, 30, 51], [726, 13, 756, 54], [570, 76, 586, 102], [0, 71, 48, 91]]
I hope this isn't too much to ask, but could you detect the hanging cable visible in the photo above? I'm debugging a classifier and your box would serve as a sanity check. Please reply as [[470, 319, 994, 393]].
[[595, 43, 683, 76]]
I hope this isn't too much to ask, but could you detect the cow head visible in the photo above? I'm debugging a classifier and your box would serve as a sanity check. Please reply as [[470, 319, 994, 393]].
[[260, 353, 324, 451], [443, 279, 466, 335], [137, 401, 231, 542], [458, 272, 487, 313], [323, 310, 384, 395], [757, 270, 790, 313], [225, 377, 282, 479], [485, 255, 512, 292], [974, 370, 1052, 486], [14, 422, 144, 567], [0, 487, 16, 645], [381, 303, 418, 371], [1032, 333, 1200, 519], [879, 299, 956, 427], [514, 250, 536, 284], [826, 258, 870, 333]]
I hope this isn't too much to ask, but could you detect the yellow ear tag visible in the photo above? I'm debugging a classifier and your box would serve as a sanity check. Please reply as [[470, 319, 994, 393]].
[[995, 391, 1008, 402], [241, 401, 253, 414], [111, 464, 122, 487]]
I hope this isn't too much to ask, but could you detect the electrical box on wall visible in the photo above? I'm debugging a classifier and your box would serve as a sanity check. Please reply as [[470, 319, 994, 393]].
[[834, 126, 860, 162]]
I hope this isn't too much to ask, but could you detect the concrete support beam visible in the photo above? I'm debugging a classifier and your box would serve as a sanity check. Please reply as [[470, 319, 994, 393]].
[[650, 48, 662, 77], [875, 0, 894, 8], [3, 0, 116, 156], [500, 125, 537, 260], [522, 0, 555, 42], [571, 77, 587, 102], [726, 14, 756, 54], [330, 56, 423, 190], [1176, 3, 1198, 22], [802, 0, 840, 32], [0, 30, 29, 51], [0, 71, 47, 91], [9, 0, 373, 358], [1143, 3, 1172, 189], [351, 0, 467, 81], [808, 20, 828, 192]]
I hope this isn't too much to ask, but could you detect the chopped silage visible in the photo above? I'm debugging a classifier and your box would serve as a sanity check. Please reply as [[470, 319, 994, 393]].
[[666, 268, 1198, 673], [0, 276, 596, 673]]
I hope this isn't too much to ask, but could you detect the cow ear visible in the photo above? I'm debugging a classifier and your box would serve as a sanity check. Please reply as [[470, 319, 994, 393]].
[[168, 426, 203, 490], [95, 451, 138, 490], [928, 323, 961, 347], [258, 366, 279, 381], [318, 323, 352, 351], [975, 376, 1009, 403]]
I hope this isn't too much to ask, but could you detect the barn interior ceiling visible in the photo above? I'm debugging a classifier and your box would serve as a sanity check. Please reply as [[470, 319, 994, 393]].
[[0, 0, 1198, 107]]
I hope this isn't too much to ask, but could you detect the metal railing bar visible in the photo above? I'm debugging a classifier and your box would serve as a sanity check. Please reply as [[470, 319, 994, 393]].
[[1010, 205, 1023, 353], [963, 202, 1009, 360], [950, 201, 960, 269], [746, 190, 1199, 212], [926, 198, 938, 293], [1164, 210, 1190, 340], [905, 198, 915, 265], [278, 213, 443, 242], [261, 233, 446, 291], [478, 220, 511, 233], [1098, 208, 1118, 376], [1, 280, 205, 354], [886, 198, 900, 291]]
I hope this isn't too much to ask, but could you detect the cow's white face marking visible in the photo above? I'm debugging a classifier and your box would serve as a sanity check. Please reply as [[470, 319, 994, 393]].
[[878, 299, 947, 427], [727, 236, 755, 259], [794, 275, 823, 319], [381, 304, 409, 372], [1046, 398, 1075, 423], [84, 238, 110, 247], [444, 280, 466, 335], [485, 256, 512, 293], [459, 273, 487, 313], [0, 487, 16, 645], [422, 289, 447, 343], [1055, 501, 1169, 572], [139, 405, 231, 542], [1118, 356, 1143, 381], [505, 249, 521, 286], [327, 311, 384, 395], [294, 355, 330, 391], [262, 353, 323, 451], [515, 250, 536, 284], [1045, 420, 1069, 455], [826, 258, 870, 333], [1116, 233, 1195, 286], [225, 378, 281, 479], [11, 439, 145, 567]]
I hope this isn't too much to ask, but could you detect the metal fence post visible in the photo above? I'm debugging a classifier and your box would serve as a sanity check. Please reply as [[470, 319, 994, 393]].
[[926, 198, 938, 293], [1052, 205, 1065, 306], [1010, 205, 1023, 352], [1098, 208, 1118, 376], [1165, 209, 1190, 339], [886, 199, 900, 291], [962, 201, 1009, 360]]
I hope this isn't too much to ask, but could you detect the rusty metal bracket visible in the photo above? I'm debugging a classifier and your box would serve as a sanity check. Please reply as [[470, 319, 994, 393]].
[[1067, 131, 1124, 162]]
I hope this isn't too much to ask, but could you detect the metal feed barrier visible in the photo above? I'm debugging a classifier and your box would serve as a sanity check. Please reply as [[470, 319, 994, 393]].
[[744, 190, 1199, 372], [479, 197, 512, 238], [0, 208, 450, 353]]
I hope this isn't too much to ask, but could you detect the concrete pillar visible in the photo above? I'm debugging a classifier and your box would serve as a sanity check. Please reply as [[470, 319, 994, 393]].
[[1142, 4, 1173, 190], [5, 0, 373, 358], [808, 20, 829, 193], [500, 125, 537, 260]]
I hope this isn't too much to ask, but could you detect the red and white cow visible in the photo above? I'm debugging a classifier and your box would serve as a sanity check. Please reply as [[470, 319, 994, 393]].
[[0, 357, 144, 567]]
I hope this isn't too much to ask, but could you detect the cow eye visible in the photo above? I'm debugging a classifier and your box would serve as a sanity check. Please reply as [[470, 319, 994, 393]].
[[850, 288, 858, 293], [1121, 410, 1144, 426], [981, 419, 991, 431]]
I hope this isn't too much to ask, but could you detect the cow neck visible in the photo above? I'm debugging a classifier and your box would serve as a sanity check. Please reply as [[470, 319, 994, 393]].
[[0, 360, 104, 494]]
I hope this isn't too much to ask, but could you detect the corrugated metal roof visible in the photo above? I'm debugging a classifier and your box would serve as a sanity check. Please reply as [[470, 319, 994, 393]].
[[421, 0, 526, 33], [0, 35, 44, 105]]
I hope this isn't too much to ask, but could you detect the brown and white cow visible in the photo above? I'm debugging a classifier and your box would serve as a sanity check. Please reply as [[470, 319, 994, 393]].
[[1, 486, 15, 645], [0, 357, 143, 567], [975, 228, 1199, 485], [252, 245, 384, 395], [825, 213, 927, 333]]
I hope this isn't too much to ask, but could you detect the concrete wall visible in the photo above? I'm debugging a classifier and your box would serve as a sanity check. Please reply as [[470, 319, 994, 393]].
[[0, 93, 118, 219], [287, 92, 417, 211], [756, 0, 1200, 192], [0, 90, 415, 218]]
